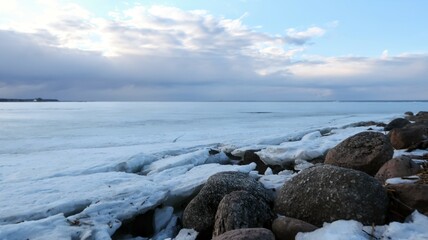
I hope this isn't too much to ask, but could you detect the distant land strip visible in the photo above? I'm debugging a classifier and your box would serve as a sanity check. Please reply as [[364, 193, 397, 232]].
[[0, 98, 59, 102]]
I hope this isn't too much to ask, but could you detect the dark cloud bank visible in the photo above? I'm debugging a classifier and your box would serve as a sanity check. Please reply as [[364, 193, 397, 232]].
[[0, 30, 427, 101]]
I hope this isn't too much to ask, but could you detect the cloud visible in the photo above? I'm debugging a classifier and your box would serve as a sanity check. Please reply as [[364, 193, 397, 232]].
[[285, 27, 326, 45], [0, 2, 427, 101]]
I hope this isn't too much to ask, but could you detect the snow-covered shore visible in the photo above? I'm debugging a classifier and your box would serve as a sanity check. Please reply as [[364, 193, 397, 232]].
[[1, 102, 428, 239]]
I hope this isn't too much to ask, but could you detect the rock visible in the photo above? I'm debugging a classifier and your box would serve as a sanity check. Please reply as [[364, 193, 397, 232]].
[[384, 118, 411, 131], [407, 140, 428, 152], [389, 124, 428, 149], [344, 121, 386, 128], [416, 111, 428, 118], [182, 172, 273, 236], [272, 216, 317, 240], [213, 190, 274, 237], [325, 131, 394, 175], [407, 111, 428, 123], [274, 165, 389, 227], [239, 150, 267, 174], [212, 228, 275, 240], [375, 157, 421, 183], [405, 111, 414, 116], [239, 150, 282, 174], [387, 182, 428, 220]]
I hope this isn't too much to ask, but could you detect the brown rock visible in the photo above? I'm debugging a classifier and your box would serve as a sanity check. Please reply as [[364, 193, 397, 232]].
[[407, 140, 428, 152], [375, 157, 422, 183], [384, 118, 410, 131], [212, 228, 275, 240], [389, 124, 427, 150], [407, 111, 428, 123], [325, 131, 394, 175], [239, 150, 282, 174], [213, 190, 274, 237], [272, 216, 317, 240], [387, 183, 428, 220], [274, 165, 389, 227]]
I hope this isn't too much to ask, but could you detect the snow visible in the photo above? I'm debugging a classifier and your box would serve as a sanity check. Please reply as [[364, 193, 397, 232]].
[[296, 220, 368, 240], [256, 127, 376, 166], [259, 173, 295, 191], [172, 228, 198, 240], [0, 214, 75, 240], [297, 211, 428, 240], [386, 176, 420, 185], [380, 211, 428, 240], [1, 102, 428, 239]]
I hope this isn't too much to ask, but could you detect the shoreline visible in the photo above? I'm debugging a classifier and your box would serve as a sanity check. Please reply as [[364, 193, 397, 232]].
[[0, 108, 427, 239]]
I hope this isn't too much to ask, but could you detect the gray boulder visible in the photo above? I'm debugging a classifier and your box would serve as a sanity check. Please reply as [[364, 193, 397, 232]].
[[274, 165, 389, 227], [182, 172, 273, 236], [213, 190, 274, 237], [272, 216, 317, 240], [325, 131, 394, 175], [212, 228, 275, 240]]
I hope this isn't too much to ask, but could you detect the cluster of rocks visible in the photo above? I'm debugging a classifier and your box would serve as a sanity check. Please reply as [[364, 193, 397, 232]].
[[117, 111, 428, 240], [180, 111, 428, 239]]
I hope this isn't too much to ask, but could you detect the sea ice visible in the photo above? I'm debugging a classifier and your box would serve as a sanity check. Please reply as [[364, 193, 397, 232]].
[[2, 102, 428, 239]]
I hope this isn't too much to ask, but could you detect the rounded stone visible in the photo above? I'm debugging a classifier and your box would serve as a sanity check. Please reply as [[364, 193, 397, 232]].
[[272, 216, 317, 240], [213, 190, 274, 237], [389, 124, 427, 150], [384, 118, 410, 131], [182, 172, 273, 235], [375, 157, 421, 183], [274, 165, 389, 227], [325, 131, 394, 175]]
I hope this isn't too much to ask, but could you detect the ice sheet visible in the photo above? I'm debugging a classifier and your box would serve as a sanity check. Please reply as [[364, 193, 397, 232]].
[[1, 102, 428, 239]]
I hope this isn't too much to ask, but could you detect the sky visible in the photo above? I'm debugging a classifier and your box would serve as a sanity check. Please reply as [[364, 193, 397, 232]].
[[0, 0, 427, 101]]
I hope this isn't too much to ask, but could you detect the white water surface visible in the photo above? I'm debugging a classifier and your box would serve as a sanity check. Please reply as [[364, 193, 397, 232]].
[[1, 101, 428, 239]]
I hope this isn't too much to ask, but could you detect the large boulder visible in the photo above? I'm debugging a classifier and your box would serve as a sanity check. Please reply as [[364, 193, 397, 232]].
[[182, 172, 273, 236], [212, 228, 275, 240], [384, 118, 410, 131], [325, 131, 394, 175], [375, 157, 421, 183], [213, 190, 274, 237], [389, 124, 428, 149], [274, 165, 389, 227], [271, 216, 317, 240]]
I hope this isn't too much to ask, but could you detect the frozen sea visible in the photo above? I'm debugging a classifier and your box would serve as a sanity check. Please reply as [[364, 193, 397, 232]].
[[1, 101, 428, 240]]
